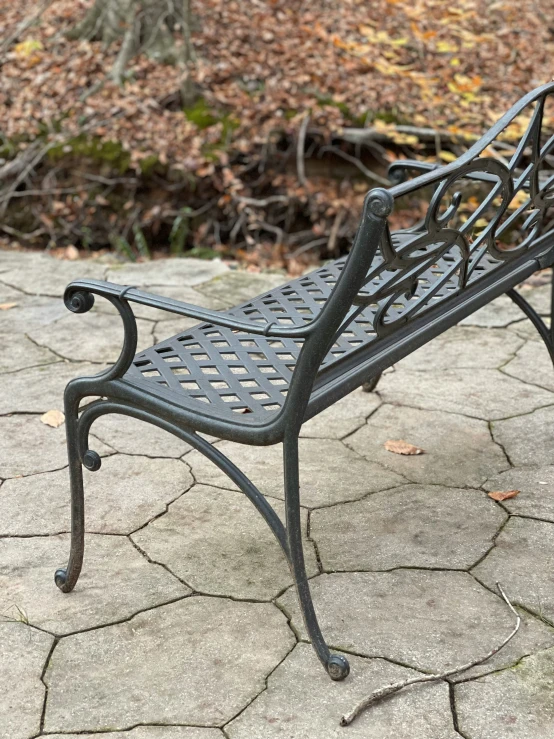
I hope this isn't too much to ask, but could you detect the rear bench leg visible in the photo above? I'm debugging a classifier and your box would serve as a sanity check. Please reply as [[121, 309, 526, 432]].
[[362, 373, 382, 393], [283, 431, 350, 680]]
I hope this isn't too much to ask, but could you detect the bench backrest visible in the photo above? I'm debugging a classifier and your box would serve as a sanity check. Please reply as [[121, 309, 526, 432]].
[[282, 83, 554, 428]]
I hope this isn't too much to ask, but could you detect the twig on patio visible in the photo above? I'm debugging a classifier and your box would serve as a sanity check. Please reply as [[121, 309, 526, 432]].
[[340, 582, 520, 727]]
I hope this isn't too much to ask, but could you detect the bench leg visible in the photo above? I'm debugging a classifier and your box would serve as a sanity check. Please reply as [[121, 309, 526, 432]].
[[283, 432, 350, 681], [507, 285, 554, 366], [362, 372, 382, 393], [54, 385, 87, 593]]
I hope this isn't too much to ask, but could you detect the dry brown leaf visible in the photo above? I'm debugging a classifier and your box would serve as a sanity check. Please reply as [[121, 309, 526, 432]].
[[384, 439, 425, 456], [40, 409, 65, 428], [488, 490, 520, 501], [65, 244, 79, 260], [0, 302, 18, 310]]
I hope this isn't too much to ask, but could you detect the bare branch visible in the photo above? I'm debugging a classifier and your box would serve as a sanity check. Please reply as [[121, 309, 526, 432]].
[[340, 583, 521, 727], [297, 113, 310, 188]]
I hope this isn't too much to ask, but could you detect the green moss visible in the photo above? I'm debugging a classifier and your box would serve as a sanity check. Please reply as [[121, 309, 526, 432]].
[[139, 154, 160, 176], [184, 98, 219, 129], [48, 135, 131, 173], [185, 246, 221, 259]]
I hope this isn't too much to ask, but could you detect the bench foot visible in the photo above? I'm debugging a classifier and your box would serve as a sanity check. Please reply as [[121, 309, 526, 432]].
[[326, 653, 350, 681], [362, 373, 381, 393]]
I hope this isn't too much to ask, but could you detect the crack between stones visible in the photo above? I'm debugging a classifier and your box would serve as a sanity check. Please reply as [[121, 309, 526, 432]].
[[39, 636, 59, 734]]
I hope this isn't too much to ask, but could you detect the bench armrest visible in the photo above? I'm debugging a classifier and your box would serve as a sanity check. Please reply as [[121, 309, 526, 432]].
[[388, 160, 439, 184], [64, 278, 315, 339]]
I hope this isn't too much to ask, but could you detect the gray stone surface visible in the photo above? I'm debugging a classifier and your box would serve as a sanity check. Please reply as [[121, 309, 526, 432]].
[[45, 730, 224, 739], [346, 405, 508, 487], [378, 367, 554, 420], [227, 643, 459, 739], [91, 412, 192, 457], [44, 598, 294, 731], [1, 253, 108, 296], [185, 438, 405, 507], [0, 333, 59, 374], [0, 455, 193, 535], [483, 466, 554, 522], [0, 293, 68, 333], [106, 257, 228, 287], [0, 622, 54, 739], [503, 338, 554, 392], [195, 270, 287, 307], [396, 326, 523, 371], [300, 387, 381, 439], [460, 294, 523, 327], [0, 534, 189, 634], [492, 405, 554, 467], [311, 484, 506, 571], [0, 360, 105, 414], [133, 484, 316, 599], [0, 414, 112, 478], [28, 309, 154, 362], [153, 315, 205, 343], [455, 648, 554, 738], [472, 517, 554, 624], [508, 316, 550, 341], [279, 570, 528, 672]]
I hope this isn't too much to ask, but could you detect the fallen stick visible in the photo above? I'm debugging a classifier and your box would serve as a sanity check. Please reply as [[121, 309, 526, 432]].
[[340, 582, 520, 727]]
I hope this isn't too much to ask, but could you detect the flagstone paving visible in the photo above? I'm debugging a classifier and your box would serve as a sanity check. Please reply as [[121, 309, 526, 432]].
[[2, 248, 554, 737]]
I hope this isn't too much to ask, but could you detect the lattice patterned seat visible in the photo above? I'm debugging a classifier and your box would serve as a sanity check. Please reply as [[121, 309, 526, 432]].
[[124, 233, 502, 425]]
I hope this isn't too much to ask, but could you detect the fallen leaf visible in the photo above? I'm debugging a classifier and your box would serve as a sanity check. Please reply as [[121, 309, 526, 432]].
[[0, 302, 18, 310], [384, 439, 425, 455], [487, 490, 520, 501], [40, 410, 65, 428], [65, 244, 79, 260]]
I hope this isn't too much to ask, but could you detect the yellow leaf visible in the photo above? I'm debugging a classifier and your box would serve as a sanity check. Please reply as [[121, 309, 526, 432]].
[[437, 41, 458, 53], [439, 151, 457, 162], [14, 39, 43, 58]]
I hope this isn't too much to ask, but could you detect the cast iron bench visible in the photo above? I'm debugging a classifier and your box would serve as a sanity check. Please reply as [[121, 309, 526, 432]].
[[55, 84, 554, 681]]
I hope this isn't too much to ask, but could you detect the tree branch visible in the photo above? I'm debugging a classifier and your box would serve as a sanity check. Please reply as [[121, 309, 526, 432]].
[[340, 583, 521, 727]]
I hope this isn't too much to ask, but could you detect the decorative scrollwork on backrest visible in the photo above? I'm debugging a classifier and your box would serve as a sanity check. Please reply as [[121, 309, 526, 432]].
[[346, 84, 554, 339]]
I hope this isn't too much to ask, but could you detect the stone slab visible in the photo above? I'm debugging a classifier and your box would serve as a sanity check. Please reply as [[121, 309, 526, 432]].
[[300, 387, 381, 439], [0, 622, 54, 739], [502, 338, 554, 392], [91, 412, 192, 457], [44, 598, 294, 731], [195, 270, 287, 308], [311, 484, 506, 571], [472, 517, 554, 624], [0, 293, 68, 333], [0, 360, 106, 414], [227, 643, 459, 739], [0, 333, 59, 374], [455, 647, 554, 738], [492, 405, 554, 467], [346, 405, 508, 487], [28, 309, 154, 363], [153, 316, 206, 344], [0, 414, 112, 478], [378, 368, 554, 420], [0, 455, 193, 536], [184, 438, 405, 508], [278, 570, 530, 673], [483, 465, 554, 522], [396, 326, 523, 371], [45, 730, 224, 739], [132, 484, 316, 600], [106, 257, 228, 287], [0, 534, 189, 634], [1, 254, 108, 297]]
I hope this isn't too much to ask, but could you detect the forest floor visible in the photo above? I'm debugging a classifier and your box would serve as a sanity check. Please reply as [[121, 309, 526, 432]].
[[1, 1, 554, 264]]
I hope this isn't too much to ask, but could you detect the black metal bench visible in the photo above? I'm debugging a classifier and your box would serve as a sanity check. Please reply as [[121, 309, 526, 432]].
[[55, 84, 554, 681]]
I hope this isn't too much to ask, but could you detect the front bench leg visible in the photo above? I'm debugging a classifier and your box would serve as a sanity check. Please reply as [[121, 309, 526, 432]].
[[283, 431, 350, 680]]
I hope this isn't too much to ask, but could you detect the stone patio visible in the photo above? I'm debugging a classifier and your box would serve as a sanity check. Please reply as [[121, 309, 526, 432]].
[[1, 249, 554, 738]]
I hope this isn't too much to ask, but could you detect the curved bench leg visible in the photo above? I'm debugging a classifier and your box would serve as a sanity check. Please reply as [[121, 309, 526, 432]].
[[54, 384, 88, 593], [362, 372, 382, 393], [283, 432, 350, 681], [506, 286, 554, 365]]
